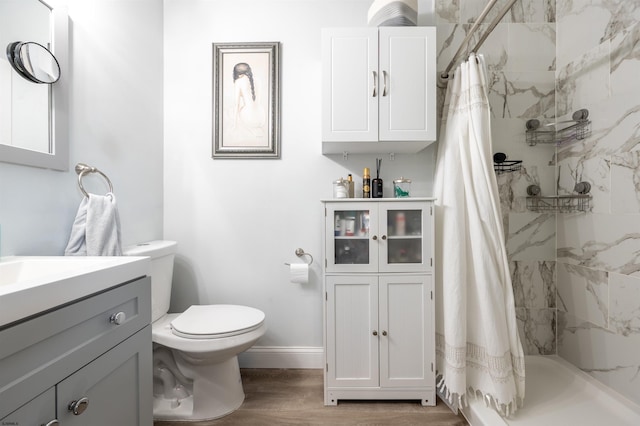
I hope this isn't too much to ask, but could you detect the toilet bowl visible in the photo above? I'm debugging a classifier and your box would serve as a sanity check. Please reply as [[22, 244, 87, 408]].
[[124, 241, 266, 421]]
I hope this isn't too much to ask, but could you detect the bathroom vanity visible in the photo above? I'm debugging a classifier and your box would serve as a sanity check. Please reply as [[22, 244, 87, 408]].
[[322, 199, 435, 406], [0, 256, 152, 425]]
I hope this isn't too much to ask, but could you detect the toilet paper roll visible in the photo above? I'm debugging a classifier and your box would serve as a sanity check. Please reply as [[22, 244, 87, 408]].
[[289, 263, 309, 284]]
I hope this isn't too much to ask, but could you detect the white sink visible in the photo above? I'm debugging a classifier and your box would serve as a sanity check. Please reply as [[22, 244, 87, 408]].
[[0, 256, 150, 327]]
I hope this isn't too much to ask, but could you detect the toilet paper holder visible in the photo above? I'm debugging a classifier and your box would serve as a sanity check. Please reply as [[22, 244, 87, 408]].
[[284, 248, 313, 266]]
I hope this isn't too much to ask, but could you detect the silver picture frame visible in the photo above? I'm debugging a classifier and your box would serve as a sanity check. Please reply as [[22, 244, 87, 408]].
[[212, 42, 280, 159]]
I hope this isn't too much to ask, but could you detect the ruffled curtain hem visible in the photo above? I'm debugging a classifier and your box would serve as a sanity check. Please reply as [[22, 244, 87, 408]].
[[436, 373, 524, 418]]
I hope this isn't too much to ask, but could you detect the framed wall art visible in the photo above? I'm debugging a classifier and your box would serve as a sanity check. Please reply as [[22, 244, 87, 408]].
[[212, 42, 280, 158]]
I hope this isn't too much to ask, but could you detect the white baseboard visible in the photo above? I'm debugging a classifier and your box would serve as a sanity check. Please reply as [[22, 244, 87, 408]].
[[238, 346, 324, 369]]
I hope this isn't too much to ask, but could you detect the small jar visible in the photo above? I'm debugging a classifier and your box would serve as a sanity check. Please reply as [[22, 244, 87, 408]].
[[333, 178, 348, 198], [393, 177, 411, 198]]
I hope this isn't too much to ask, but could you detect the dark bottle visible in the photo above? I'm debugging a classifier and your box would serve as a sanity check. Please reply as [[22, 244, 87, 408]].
[[372, 178, 383, 198], [362, 167, 371, 198]]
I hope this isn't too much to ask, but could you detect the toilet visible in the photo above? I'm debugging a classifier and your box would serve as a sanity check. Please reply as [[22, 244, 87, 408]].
[[124, 240, 266, 421]]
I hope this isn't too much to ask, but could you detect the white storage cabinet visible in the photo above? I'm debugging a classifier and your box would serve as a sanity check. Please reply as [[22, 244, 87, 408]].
[[322, 27, 436, 154], [322, 199, 435, 405]]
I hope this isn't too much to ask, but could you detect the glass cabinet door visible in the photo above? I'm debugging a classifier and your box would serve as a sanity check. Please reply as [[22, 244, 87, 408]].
[[379, 203, 431, 273], [326, 204, 378, 272]]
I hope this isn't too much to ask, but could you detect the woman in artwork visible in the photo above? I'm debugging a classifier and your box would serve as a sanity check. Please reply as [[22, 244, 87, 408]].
[[228, 62, 266, 145]]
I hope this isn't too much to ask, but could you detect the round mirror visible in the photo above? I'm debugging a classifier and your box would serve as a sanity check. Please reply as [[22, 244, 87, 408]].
[[6, 41, 61, 84]]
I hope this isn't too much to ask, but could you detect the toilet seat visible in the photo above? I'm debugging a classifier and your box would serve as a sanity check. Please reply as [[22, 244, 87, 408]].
[[170, 304, 265, 339]]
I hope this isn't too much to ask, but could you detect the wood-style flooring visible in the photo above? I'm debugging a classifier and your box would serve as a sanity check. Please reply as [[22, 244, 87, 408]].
[[154, 369, 468, 425]]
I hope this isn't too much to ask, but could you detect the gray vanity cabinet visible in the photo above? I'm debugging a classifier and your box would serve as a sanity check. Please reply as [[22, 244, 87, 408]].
[[0, 277, 152, 425]]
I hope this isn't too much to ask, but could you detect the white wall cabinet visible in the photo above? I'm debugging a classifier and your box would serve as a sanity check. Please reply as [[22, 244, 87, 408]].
[[322, 199, 435, 406], [321, 27, 436, 154]]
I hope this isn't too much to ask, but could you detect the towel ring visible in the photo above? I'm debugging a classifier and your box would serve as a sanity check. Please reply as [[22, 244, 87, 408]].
[[75, 163, 114, 198], [284, 248, 313, 266]]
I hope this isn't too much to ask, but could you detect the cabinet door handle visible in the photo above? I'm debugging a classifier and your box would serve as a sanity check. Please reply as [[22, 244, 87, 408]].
[[372, 330, 378, 336], [381, 235, 387, 240], [382, 330, 388, 336], [42, 421, 60, 426], [372, 71, 377, 97], [372, 235, 378, 241], [110, 311, 126, 325], [382, 70, 388, 96], [68, 397, 89, 415]]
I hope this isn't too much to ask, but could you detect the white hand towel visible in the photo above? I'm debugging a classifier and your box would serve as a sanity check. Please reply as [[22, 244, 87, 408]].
[[65, 193, 122, 256]]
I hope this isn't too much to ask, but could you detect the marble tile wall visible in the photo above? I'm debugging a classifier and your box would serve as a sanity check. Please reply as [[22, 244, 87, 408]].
[[436, 0, 640, 407], [555, 0, 640, 406], [436, 0, 558, 356]]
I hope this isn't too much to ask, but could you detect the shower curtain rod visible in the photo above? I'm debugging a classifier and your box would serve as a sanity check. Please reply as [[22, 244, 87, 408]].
[[441, 0, 518, 80]]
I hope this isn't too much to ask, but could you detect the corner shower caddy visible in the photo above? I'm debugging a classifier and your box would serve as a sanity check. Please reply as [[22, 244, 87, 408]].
[[525, 109, 591, 146], [525, 182, 591, 213], [493, 152, 522, 174]]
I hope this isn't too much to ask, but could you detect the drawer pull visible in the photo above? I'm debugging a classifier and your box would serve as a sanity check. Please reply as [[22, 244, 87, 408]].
[[68, 397, 89, 415], [109, 311, 126, 325], [42, 421, 60, 426]]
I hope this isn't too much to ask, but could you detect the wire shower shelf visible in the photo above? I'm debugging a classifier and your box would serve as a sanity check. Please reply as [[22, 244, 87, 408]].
[[525, 109, 591, 146]]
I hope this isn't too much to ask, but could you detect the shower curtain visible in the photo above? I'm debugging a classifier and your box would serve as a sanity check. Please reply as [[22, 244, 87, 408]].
[[434, 53, 525, 417]]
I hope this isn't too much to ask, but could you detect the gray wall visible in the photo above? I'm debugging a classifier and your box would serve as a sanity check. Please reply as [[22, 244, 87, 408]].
[[0, 0, 164, 256]]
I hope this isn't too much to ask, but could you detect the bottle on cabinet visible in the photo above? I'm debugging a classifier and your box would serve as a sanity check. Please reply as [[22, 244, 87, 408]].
[[347, 174, 354, 198], [363, 168, 371, 198]]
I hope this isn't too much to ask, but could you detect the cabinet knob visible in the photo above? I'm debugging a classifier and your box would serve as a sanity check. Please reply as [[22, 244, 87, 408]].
[[42, 421, 60, 426], [372, 330, 378, 336], [68, 397, 89, 415], [109, 311, 126, 325], [382, 330, 388, 336], [381, 235, 387, 240], [372, 235, 378, 241]]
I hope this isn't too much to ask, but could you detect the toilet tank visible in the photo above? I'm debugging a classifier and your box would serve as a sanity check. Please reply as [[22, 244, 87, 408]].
[[123, 240, 177, 322]]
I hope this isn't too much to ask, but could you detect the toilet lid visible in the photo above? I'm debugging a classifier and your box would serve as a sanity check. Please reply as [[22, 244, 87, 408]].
[[170, 304, 265, 339]]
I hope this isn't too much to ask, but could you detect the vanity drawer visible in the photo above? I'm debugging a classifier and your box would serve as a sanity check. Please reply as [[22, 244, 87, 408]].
[[0, 276, 151, 418]]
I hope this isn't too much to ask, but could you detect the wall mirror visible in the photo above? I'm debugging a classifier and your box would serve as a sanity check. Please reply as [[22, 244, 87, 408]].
[[0, 0, 68, 171]]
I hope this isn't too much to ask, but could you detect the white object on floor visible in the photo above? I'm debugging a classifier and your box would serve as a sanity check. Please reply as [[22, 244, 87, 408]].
[[123, 240, 266, 421]]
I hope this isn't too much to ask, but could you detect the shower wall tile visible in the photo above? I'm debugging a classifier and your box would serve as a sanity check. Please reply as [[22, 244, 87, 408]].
[[556, 147, 610, 214], [507, 23, 556, 72], [557, 0, 639, 67], [494, 156, 555, 210], [511, 260, 556, 309], [609, 272, 640, 337], [461, 0, 554, 25], [510, 0, 555, 24], [436, 23, 508, 74], [556, 263, 608, 328], [507, 212, 555, 261], [487, 70, 555, 119], [436, 24, 465, 71], [557, 213, 640, 276], [611, 152, 640, 214], [556, 42, 610, 118], [556, 95, 640, 163], [610, 21, 640, 98], [516, 307, 555, 355], [557, 311, 640, 406], [435, 0, 459, 24]]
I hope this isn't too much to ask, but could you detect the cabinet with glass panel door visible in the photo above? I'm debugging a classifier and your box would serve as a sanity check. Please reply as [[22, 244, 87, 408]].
[[324, 199, 432, 274]]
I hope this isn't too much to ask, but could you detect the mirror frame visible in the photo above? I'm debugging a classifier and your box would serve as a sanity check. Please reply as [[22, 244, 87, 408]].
[[0, 1, 68, 171]]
